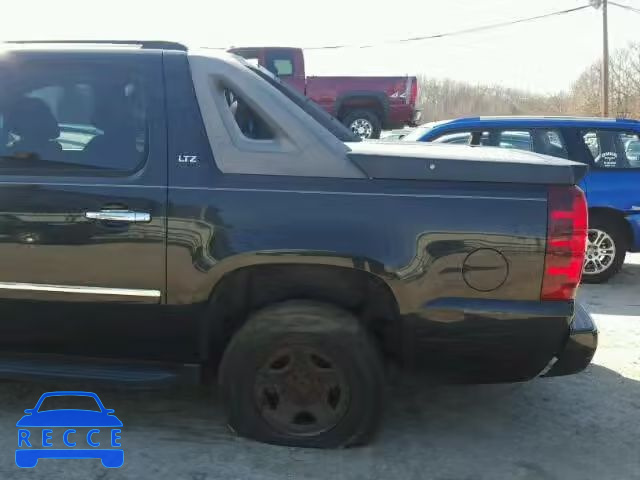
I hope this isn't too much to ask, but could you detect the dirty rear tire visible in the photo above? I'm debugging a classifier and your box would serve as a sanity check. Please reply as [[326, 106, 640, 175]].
[[219, 300, 384, 448]]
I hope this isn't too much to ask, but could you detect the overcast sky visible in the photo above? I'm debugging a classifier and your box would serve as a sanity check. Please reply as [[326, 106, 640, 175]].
[[1, 0, 638, 93]]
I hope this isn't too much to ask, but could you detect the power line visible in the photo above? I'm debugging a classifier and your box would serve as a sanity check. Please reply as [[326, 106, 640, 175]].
[[609, 1, 640, 13], [305, 5, 592, 50]]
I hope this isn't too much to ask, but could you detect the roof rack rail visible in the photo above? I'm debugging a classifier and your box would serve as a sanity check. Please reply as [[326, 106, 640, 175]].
[[4, 40, 187, 51], [450, 117, 480, 122], [475, 115, 638, 122]]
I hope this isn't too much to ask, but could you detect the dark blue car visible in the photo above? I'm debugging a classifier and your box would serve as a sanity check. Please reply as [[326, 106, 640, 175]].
[[16, 391, 123, 468], [405, 116, 640, 282]]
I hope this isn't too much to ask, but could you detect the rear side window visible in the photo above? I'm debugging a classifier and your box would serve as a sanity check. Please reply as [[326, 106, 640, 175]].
[[432, 132, 472, 145], [485, 128, 569, 159], [28, 84, 98, 151], [432, 130, 490, 145], [272, 59, 293, 77], [581, 130, 640, 169], [496, 130, 533, 151], [532, 129, 569, 159], [0, 60, 150, 175], [265, 51, 295, 78], [626, 137, 640, 166]]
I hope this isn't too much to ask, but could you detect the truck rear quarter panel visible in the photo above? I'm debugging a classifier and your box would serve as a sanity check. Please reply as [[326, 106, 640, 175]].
[[167, 177, 547, 307], [167, 52, 561, 382], [167, 172, 557, 380]]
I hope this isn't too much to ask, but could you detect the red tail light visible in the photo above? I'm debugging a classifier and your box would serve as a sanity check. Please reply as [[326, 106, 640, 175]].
[[409, 79, 418, 106], [541, 186, 588, 301], [397, 78, 418, 106]]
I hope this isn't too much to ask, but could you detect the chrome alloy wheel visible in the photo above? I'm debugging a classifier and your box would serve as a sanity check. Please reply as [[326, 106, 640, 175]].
[[583, 228, 616, 275], [350, 118, 373, 139]]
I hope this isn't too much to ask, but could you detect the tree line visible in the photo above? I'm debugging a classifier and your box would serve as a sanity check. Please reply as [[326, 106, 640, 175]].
[[417, 42, 640, 122]]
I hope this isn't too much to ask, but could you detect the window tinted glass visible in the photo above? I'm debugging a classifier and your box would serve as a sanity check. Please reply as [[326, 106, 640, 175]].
[[581, 130, 640, 169], [472, 131, 491, 145], [265, 52, 294, 77], [272, 59, 293, 77], [626, 138, 640, 166], [532, 129, 569, 159], [224, 87, 275, 140], [431, 130, 490, 145], [0, 61, 149, 174], [497, 130, 532, 151], [433, 132, 472, 145], [28, 83, 99, 151]]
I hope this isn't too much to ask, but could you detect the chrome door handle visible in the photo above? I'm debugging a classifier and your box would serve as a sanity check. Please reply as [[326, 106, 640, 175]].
[[85, 210, 151, 223]]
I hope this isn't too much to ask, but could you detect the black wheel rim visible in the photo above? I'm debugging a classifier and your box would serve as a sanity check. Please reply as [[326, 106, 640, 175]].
[[254, 345, 350, 437]]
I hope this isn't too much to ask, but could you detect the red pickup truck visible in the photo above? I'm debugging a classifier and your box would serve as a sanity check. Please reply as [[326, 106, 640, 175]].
[[229, 47, 420, 139]]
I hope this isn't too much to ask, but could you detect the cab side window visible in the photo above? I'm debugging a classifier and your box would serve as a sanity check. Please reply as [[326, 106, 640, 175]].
[[265, 51, 294, 78], [581, 130, 640, 169], [0, 62, 149, 174]]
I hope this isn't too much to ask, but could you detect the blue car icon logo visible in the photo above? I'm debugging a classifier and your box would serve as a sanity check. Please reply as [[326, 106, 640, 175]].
[[16, 391, 123, 468]]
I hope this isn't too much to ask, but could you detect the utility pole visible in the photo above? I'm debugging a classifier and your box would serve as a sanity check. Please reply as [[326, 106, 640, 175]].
[[601, 0, 609, 117], [591, 0, 609, 116]]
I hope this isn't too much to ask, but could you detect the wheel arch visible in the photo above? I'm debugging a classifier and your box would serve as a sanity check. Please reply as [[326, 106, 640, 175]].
[[589, 206, 633, 248], [335, 91, 388, 122], [201, 262, 401, 365]]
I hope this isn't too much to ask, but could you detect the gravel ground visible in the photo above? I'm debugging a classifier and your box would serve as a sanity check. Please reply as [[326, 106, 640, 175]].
[[1, 255, 639, 480]]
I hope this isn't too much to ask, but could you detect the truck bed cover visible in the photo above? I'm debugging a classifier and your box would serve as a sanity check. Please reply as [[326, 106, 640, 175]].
[[347, 142, 587, 185]]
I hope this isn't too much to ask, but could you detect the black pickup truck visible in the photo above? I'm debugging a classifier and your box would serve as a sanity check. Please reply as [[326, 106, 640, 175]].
[[0, 41, 596, 448]]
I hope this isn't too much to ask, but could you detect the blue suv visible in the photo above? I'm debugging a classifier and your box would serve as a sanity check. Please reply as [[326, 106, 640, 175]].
[[405, 117, 640, 282]]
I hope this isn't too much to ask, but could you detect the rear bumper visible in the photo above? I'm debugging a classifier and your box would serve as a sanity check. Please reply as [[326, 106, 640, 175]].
[[401, 298, 577, 383], [543, 302, 598, 377]]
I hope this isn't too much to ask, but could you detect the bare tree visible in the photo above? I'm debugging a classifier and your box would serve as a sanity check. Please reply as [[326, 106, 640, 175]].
[[565, 42, 639, 117], [417, 77, 571, 123], [417, 42, 639, 123]]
